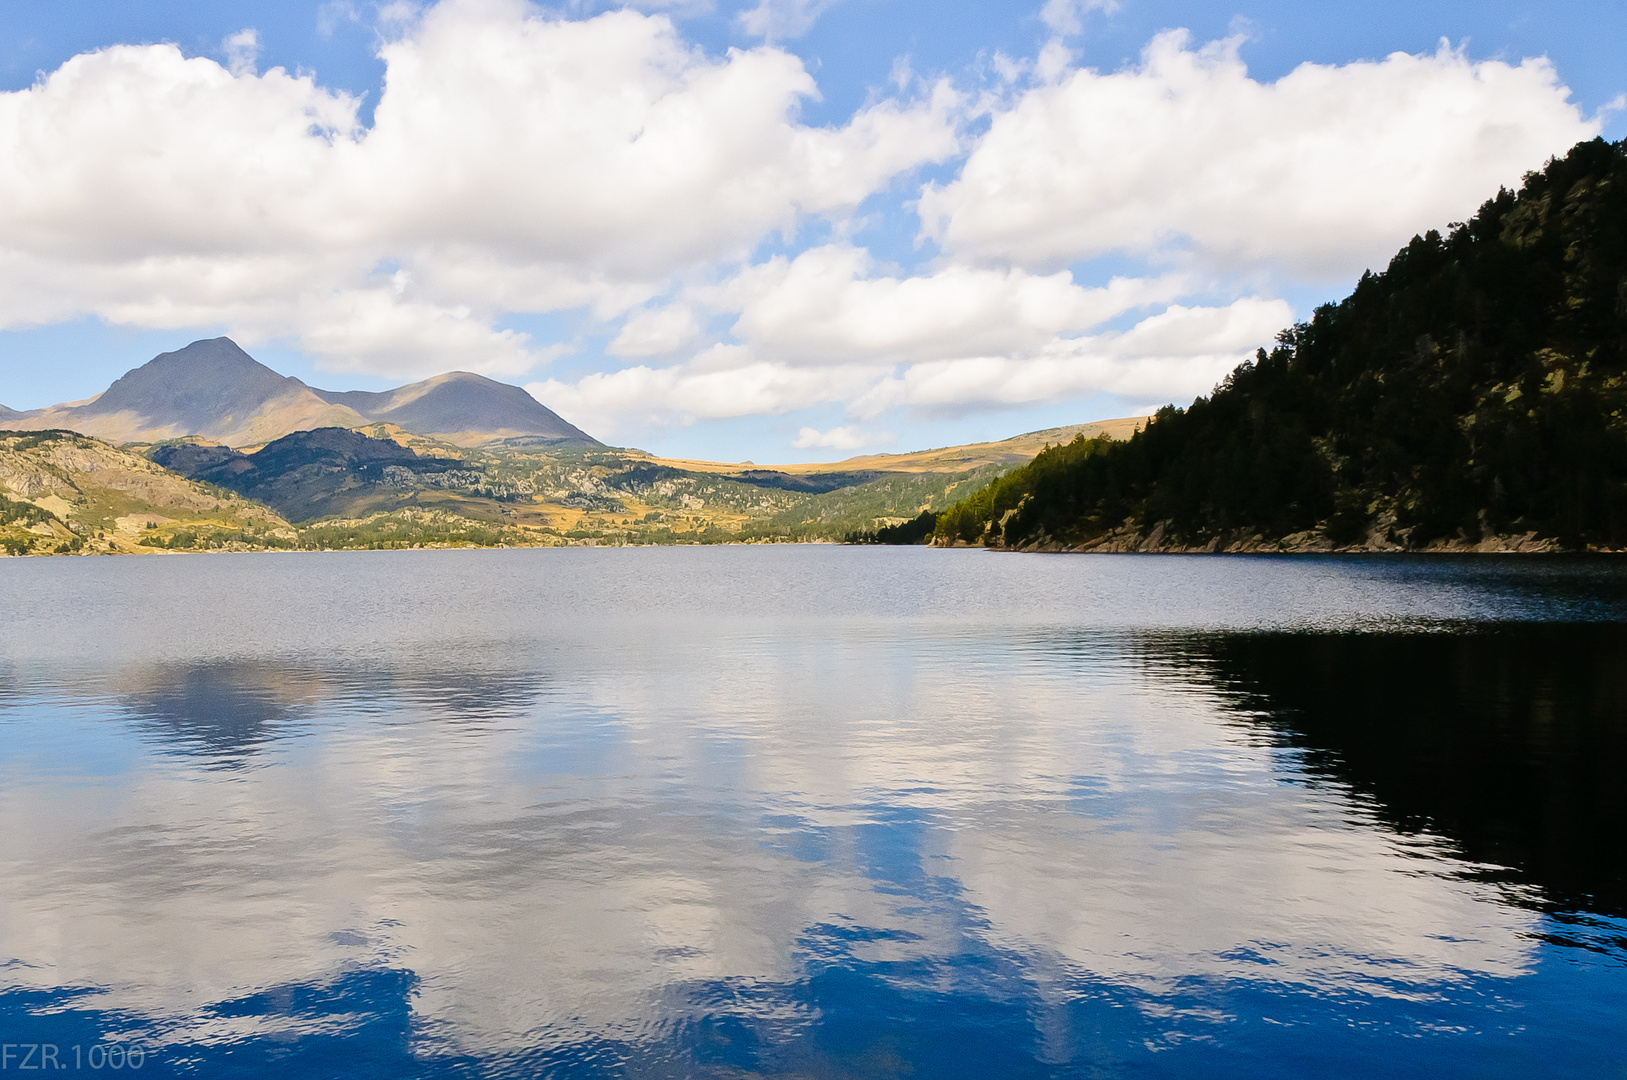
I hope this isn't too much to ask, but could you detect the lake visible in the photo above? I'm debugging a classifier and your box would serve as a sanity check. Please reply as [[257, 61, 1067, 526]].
[[1, 546, 1624, 1078]]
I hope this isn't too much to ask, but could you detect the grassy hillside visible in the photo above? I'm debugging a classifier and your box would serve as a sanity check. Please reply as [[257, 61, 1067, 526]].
[[932, 137, 1627, 554], [0, 429, 293, 555]]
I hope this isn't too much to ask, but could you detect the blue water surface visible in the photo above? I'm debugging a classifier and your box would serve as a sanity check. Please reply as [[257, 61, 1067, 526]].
[[1, 547, 1624, 1078]]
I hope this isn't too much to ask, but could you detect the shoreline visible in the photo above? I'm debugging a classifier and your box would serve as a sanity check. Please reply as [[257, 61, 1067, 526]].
[[4, 536, 1623, 557], [936, 518, 1619, 555]]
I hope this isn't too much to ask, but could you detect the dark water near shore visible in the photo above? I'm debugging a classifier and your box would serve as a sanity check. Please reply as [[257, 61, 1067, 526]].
[[2, 548, 1625, 1078]]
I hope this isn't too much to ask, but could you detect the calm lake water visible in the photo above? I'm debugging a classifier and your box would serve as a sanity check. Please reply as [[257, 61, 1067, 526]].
[[2, 547, 1625, 1078]]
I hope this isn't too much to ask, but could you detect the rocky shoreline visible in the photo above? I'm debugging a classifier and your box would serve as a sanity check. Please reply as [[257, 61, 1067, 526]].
[[939, 515, 1598, 555]]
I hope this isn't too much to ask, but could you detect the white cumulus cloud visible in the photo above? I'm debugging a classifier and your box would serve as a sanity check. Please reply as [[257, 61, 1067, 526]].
[[718, 244, 1190, 366], [0, 0, 960, 378], [793, 425, 891, 450], [530, 353, 885, 438], [920, 31, 1600, 279], [608, 304, 705, 358], [848, 297, 1294, 418], [531, 293, 1290, 438]]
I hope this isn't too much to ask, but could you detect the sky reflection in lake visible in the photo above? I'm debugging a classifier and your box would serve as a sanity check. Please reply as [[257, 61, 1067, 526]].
[[1, 548, 1624, 1077]]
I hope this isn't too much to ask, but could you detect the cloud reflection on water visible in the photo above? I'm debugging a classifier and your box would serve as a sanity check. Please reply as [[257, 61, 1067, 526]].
[[0, 635, 1550, 1052], [0, 549, 1624, 1075]]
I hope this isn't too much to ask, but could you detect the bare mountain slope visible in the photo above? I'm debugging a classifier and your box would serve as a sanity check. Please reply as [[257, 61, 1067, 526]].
[[311, 371, 594, 446], [13, 339, 366, 445], [6, 338, 598, 448]]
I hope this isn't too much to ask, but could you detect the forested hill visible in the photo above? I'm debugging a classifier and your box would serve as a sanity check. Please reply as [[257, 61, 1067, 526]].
[[931, 136, 1627, 554]]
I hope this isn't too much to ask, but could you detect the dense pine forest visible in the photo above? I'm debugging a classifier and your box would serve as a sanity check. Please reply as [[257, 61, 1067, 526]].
[[926, 137, 1627, 552]]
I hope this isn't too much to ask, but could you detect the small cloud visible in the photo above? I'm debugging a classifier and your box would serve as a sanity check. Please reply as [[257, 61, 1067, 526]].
[[1040, 0, 1120, 38], [737, 0, 844, 41], [317, 1, 362, 38], [1226, 14, 1257, 41], [223, 29, 260, 77], [1034, 39, 1073, 83], [793, 425, 891, 450], [376, 1, 424, 34], [991, 52, 1027, 84], [604, 0, 717, 14], [890, 55, 914, 93]]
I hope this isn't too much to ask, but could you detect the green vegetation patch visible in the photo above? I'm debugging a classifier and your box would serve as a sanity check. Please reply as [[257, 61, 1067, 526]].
[[847, 509, 940, 545], [294, 508, 537, 550], [0, 491, 57, 529], [0, 490, 71, 556], [139, 523, 297, 551], [0, 429, 75, 453]]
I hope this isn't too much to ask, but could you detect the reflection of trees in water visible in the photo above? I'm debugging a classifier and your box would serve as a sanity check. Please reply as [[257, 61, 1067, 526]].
[[1185, 626, 1627, 918], [121, 663, 551, 764]]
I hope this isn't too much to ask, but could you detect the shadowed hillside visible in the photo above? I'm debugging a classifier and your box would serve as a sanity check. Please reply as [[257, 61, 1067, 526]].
[[930, 137, 1627, 553], [153, 428, 471, 523]]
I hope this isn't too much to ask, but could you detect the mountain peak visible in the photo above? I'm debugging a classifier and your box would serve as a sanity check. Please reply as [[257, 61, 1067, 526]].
[[5, 338, 599, 447], [83, 338, 302, 421], [310, 368, 595, 445]]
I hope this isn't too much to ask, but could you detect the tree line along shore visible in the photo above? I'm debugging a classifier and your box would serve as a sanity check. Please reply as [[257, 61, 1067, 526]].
[[855, 138, 1627, 555]]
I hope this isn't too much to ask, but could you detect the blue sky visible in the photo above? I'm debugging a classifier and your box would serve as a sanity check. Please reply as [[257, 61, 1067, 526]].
[[0, 0, 1620, 461]]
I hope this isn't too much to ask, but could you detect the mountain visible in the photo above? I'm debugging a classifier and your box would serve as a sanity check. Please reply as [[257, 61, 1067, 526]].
[[14, 338, 362, 446], [4, 338, 598, 448], [932, 136, 1627, 554], [309, 371, 592, 445], [153, 427, 468, 523]]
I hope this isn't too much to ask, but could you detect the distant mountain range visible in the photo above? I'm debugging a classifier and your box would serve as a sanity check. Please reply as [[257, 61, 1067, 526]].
[[0, 338, 598, 448]]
